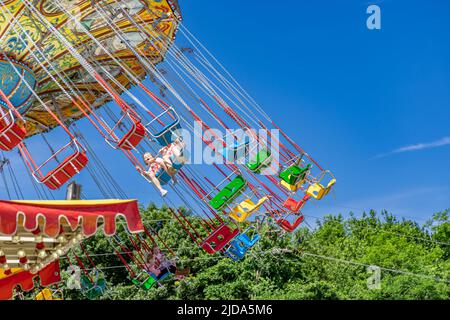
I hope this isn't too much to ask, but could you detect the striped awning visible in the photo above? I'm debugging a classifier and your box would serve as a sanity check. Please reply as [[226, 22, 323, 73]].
[[0, 199, 143, 299]]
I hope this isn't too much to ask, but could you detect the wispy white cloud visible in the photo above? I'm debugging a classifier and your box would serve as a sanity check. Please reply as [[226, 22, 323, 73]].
[[376, 137, 450, 158]]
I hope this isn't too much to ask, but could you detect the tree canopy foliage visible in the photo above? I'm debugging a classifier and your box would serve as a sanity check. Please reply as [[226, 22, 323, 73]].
[[50, 205, 450, 300]]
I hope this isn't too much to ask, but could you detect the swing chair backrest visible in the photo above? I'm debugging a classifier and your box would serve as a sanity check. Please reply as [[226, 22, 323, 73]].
[[306, 171, 336, 200], [229, 196, 268, 223], [32, 139, 88, 190], [280, 163, 312, 187], [0, 109, 26, 151], [247, 148, 272, 173], [113, 111, 146, 151], [201, 224, 240, 254], [278, 215, 305, 233], [35, 288, 63, 300], [221, 129, 255, 162], [146, 107, 181, 147], [208, 175, 247, 211], [236, 227, 261, 248]]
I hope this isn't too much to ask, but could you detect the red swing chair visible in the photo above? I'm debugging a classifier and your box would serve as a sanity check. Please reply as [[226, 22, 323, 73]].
[[277, 215, 305, 233], [72, 95, 145, 152], [0, 89, 27, 151], [283, 194, 311, 213], [104, 109, 146, 151], [19, 137, 88, 191], [201, 224, 240, 254]]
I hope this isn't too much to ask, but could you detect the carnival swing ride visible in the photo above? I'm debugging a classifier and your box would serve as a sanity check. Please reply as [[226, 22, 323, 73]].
[[0, 0, 336, 300]]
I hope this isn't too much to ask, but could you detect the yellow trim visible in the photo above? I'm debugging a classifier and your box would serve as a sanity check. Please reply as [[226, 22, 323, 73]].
[[0, 268, 22, 279], [9, 199, 137, 206]]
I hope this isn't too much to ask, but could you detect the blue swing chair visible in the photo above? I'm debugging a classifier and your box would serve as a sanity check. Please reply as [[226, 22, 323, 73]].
[[224, 227, 261, 261], [146, 107, 181, 147]]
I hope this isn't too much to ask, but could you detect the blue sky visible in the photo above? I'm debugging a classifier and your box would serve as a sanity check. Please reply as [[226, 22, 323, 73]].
[[175, 0, 450, 222], [2, 0, 449, 223]]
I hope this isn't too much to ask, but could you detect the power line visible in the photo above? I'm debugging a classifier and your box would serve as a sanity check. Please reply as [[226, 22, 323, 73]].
[[74, 247, 450, 285]]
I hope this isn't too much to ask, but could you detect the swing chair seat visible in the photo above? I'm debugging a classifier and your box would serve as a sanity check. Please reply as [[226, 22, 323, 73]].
[[80, 274, 107, 299], [0, 112, 26, 151], [155, 168, 172, 185], [247, 149, 272, 172], [236, 228, 261, 248], [116, 121, 146, 151], [147, 107, 182, 147], [201, 224, 239, 254], [132, 274, 157, 290], [224, 239, 247, 261], [41, 151, 88, 190], [280, 164, 311, 191], [283, 195, 310, 213], [209, 175, 247, 211], [224, 228, 260, 261], [277, 215, 305, 233], [306, 179, 336, 200], [229, 196, 268, 223], [35, 288, 63, 300]]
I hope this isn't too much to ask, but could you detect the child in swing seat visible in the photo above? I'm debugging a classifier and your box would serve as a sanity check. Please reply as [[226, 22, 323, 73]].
[[159, 138, 186, 185], [137, 152, 176, 197]]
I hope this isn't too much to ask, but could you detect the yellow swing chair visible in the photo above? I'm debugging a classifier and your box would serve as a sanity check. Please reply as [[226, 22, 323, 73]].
[[306, 170, 336, 200]]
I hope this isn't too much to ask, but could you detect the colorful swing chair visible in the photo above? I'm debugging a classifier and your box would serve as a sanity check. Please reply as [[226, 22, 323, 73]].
[[283, 194, 311, 213], [246, 148, 272, 173], [277, 215, 305, 233], [132, 271, 157, 290], [279, 163, 312, 192], [20, 139, 89, 190], [208, 175, 247, 211], [201, 224, 240, 254], [104, 110, 146, 151], [146, 107, 181, 147], [306, 170, 336, 200], [229, 196, 268, 223], [80, 270, 107, 300], [35, 288, 64, 300], [224, 227, 261, 261]]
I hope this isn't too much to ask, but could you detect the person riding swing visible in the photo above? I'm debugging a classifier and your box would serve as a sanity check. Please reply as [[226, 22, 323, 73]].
[[137, 152, 177, 197]]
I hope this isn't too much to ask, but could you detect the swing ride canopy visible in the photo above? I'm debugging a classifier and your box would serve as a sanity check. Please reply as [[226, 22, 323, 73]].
[[0, 260, 60, 300], [0, 0, 181, 137], [0, 199, 143, 299], [0, 0, 338, 301]]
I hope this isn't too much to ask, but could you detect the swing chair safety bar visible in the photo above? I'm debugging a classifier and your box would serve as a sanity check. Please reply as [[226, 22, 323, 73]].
[[145, 107, 180, 138], [0, 110, 25, 142], [202, 169, 243, 200], [107, 109, 141, 136], [31, 139, 84, 174], [0, 109, 15, 129]]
